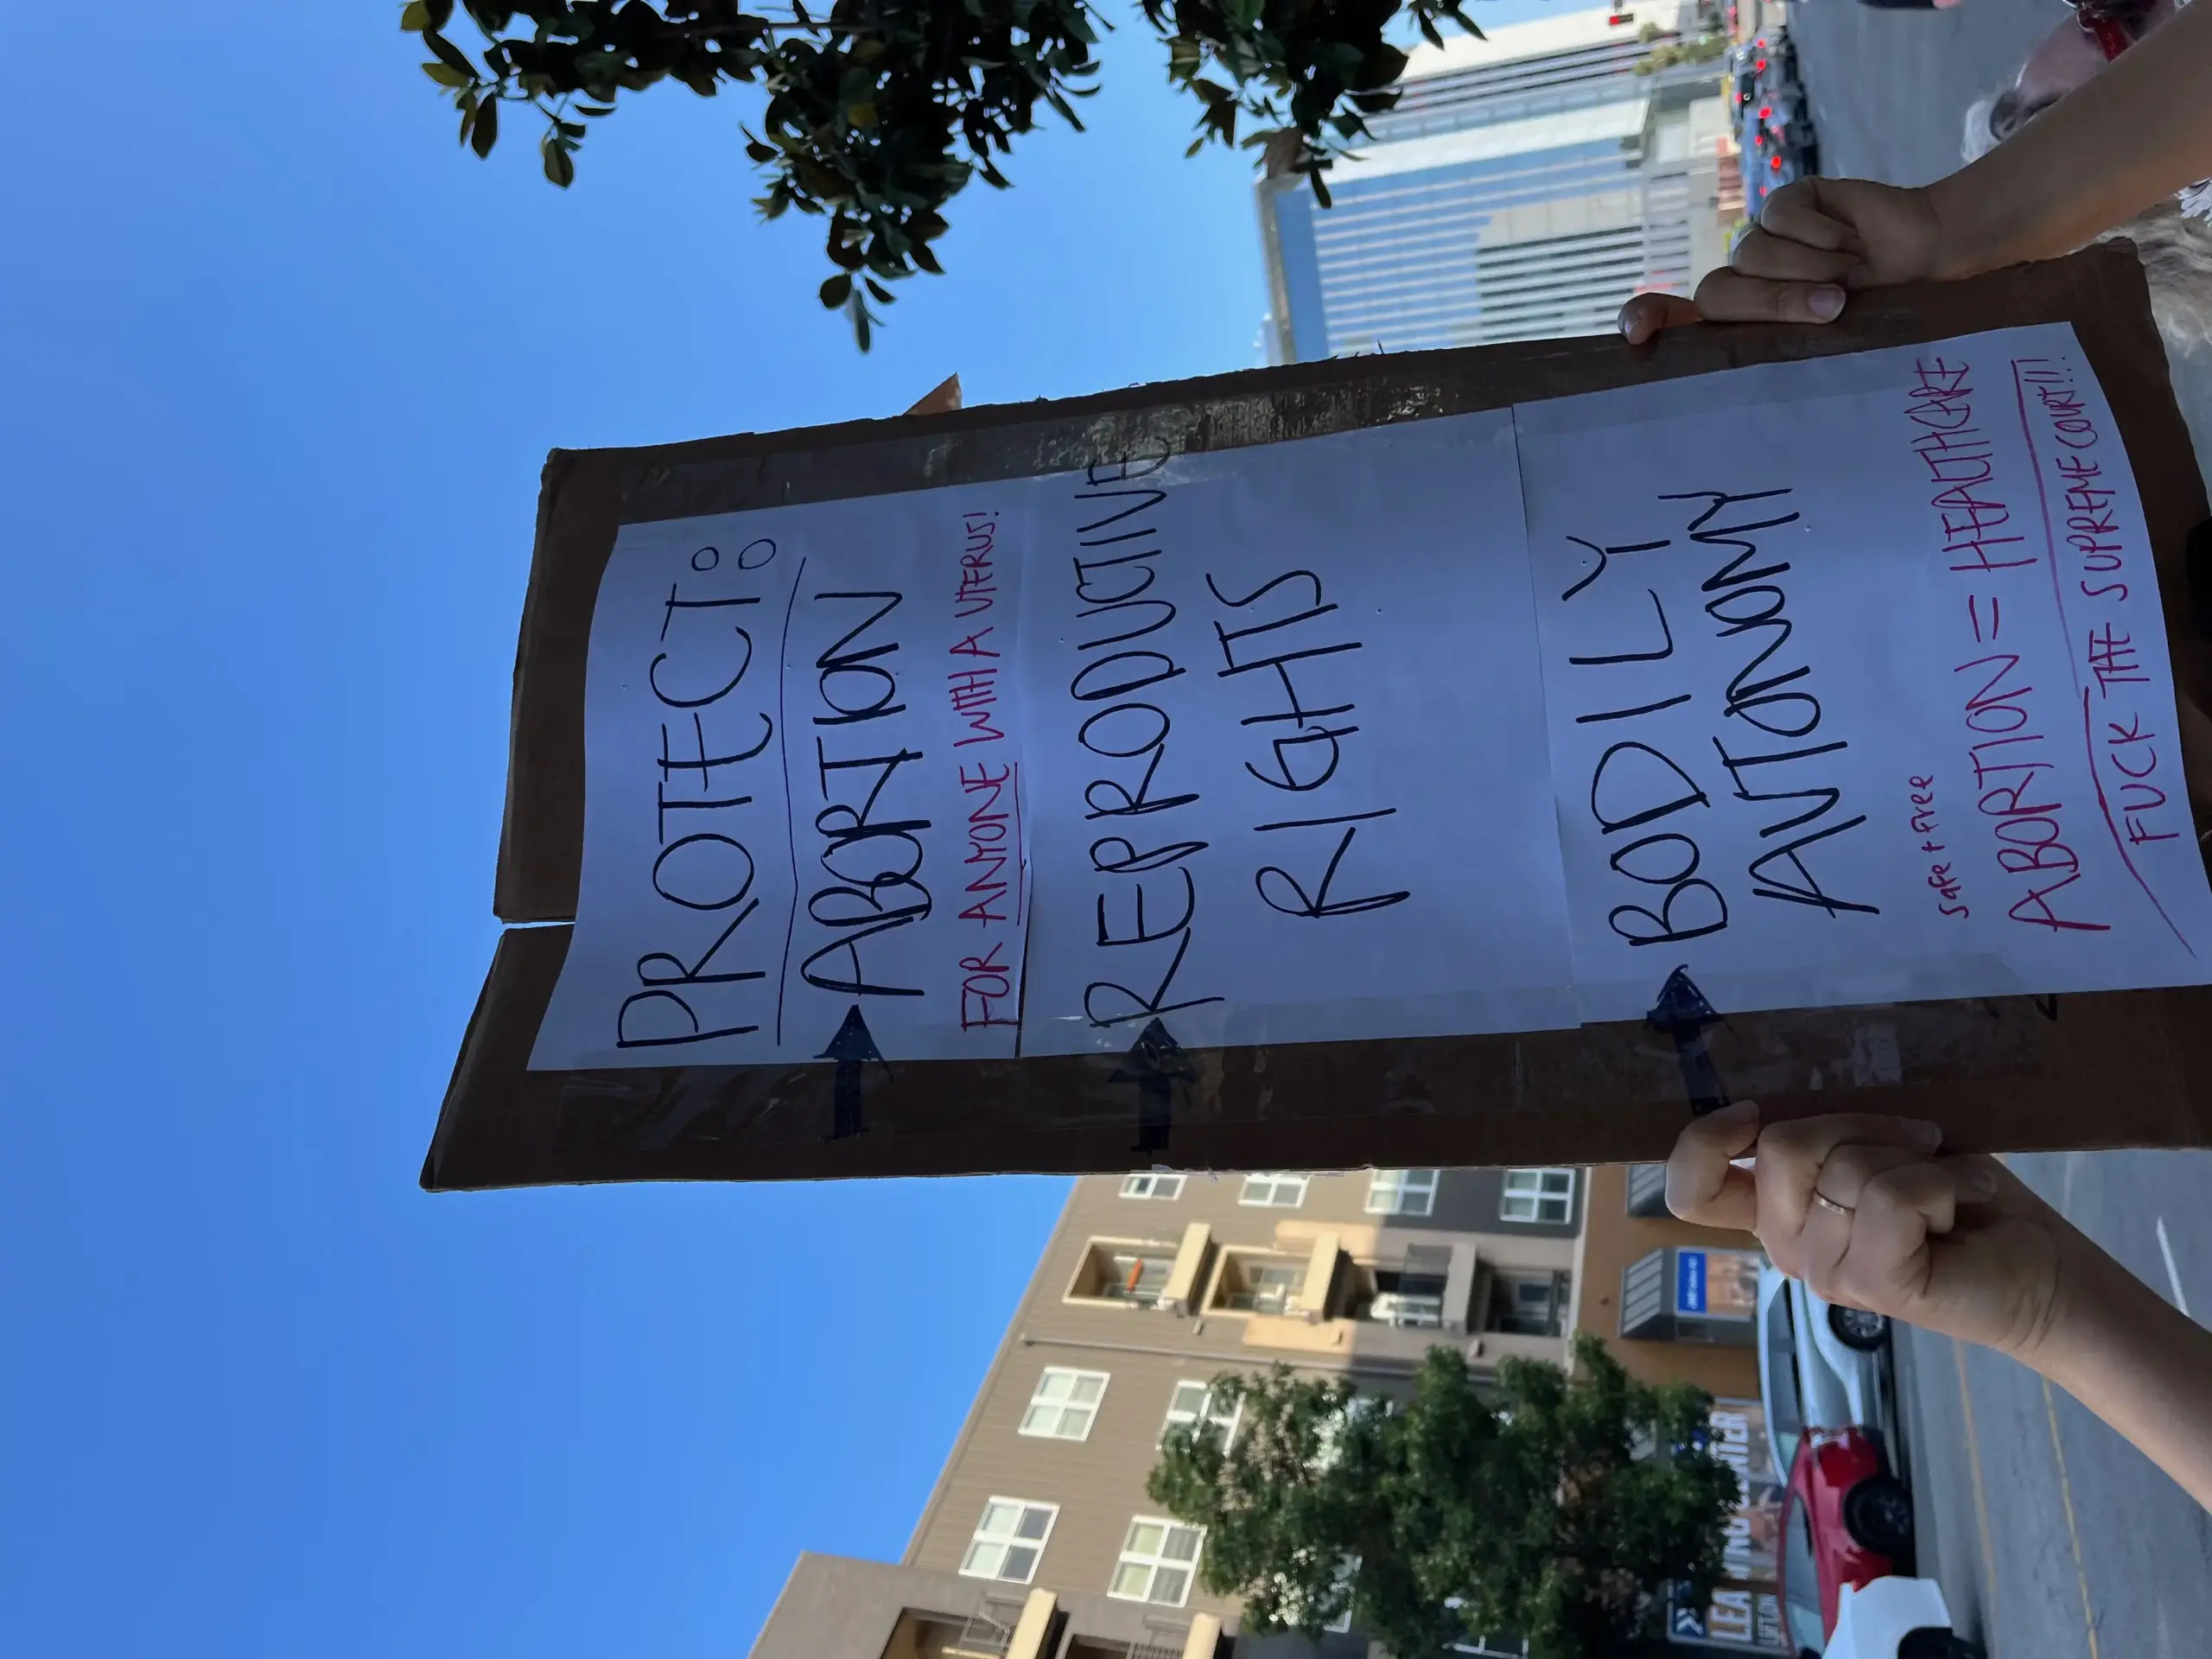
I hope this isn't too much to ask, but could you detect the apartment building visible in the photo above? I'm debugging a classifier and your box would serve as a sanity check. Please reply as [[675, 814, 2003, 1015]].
[[755, 1165, 1586, 1659], [902, 1166, 1584, 1619], [753, 1160, 1769, 1659]]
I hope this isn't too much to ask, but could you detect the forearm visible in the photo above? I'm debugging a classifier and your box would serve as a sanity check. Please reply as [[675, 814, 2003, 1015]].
[[1929, 0, 2212, 277], [2026, 1246, 2212, 1510]]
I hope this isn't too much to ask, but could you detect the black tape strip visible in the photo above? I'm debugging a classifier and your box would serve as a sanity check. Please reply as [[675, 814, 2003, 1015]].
[[820, 1003, 886, 1140], [1115, 1017, 1192, 1154], [1646, 964, 1732, 1116], [2189, 517, 2212, 641]]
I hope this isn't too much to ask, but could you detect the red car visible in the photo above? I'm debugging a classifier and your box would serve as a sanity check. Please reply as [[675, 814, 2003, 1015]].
[[1777, 1427, 1915, 1652]]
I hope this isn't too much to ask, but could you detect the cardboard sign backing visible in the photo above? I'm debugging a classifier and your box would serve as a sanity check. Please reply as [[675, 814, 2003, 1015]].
[[424, 245, 2212, 1190]]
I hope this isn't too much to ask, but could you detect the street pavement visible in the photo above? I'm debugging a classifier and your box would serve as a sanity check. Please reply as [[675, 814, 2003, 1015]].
[[1895, 1152, 2212, 1659]]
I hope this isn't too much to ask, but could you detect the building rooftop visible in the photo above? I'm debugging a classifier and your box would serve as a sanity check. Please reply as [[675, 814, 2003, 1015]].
[[1400, 3, 1685, 80]]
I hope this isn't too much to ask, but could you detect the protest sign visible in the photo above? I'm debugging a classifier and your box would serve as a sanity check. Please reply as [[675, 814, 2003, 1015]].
[[427, 245, 2212, 1190]]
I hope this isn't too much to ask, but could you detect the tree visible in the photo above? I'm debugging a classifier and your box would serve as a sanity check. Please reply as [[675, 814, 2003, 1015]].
[[1147, 1338, 1740, 1659], [397, 0, 1480, 346]]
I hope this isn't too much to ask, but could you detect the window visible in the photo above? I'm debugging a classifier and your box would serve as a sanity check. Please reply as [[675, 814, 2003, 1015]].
[[1500, 1167, 1577, 1224], [1323, 1554, 1360, 1633], [960, 1498, 1057, 1584], [1352, 1266, 1448, 1329], [1070, 1243, 1178, 1308], [1121, 1172, 1185, 1200], [1161, 1380, 1243, 1449], [1109, 1517, 1205, 1605], [1240, 1172, 1308, 1208], [1272, 1554, 1358, 1635], [1366, 1168, 1440, 1217], [1485, 1271, 1570, 1338], [1211, 1252, 1307, 1314], [1780, 1488, 1823, 1654], [1020, 1368, 1107, 1440]]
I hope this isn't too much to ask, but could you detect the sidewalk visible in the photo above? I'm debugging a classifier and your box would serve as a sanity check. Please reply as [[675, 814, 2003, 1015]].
[[1896, 1152, 2212, 1659]]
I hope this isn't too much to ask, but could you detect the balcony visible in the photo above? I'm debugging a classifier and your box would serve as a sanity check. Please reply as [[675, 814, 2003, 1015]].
[[1214, 1256, 1307, 1315], [1345, 1245, 1457, 1331], [1484, 1269, 1573, 1339], [947, 1599, 1027, 1659], [1100, 1255, 1174, 1309], [1066, 1224, 1214, 1316], [1066, 1613, 1222, 1659]]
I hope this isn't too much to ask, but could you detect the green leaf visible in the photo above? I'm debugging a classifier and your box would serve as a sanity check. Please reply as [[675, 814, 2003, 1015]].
[[542, 135, 575, 187], [400, 1, 432, 31], [423, 61, 473, 88], [471, 92, 499, 156], [819, 272, 852, 308], [864, 276, 893, 303], [423, 29, 478, 79]]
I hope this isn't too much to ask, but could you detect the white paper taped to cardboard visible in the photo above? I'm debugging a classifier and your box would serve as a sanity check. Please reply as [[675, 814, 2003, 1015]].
[[1517, 323, 2212, 1021], [529, 325, 2212, 1071]]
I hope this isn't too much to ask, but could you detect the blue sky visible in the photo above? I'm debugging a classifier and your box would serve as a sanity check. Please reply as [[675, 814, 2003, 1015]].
[[0, 2, 1559, 1653]]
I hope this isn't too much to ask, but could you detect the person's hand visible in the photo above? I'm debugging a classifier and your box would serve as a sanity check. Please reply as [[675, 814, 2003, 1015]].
[[1665, 1103, 2107, 1366], [1618, 178, 1950, 343]]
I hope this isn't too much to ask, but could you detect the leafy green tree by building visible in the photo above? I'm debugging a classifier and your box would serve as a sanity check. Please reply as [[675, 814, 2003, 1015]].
[[397, 0, 1484, 346], [1147, 1338, 1739, 1658]]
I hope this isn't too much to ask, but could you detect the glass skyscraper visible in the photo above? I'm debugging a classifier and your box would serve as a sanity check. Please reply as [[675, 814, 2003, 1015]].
[[1257, 4, 1731, 362]]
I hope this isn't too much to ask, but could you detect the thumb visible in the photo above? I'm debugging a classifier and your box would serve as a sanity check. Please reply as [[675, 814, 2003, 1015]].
[[1618, 292, 1702, 345]]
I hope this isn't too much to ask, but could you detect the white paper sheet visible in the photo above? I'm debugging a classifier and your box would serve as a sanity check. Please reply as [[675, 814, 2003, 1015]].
[[1516, 322, 2212, 1019], [531, 486, 1038, 1069], [1014, 414, 1579, 1054], [532, 324, 2212, 1071]]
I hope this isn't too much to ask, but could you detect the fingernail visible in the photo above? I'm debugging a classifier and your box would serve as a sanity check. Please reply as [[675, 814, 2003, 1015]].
[[1910, 1119, 1945, 1149], [1808, 285, 1846, 321], [1961, 1165, 1999, 1200]]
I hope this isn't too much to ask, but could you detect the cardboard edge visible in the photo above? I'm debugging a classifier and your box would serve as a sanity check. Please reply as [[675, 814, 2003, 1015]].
[[495, 448, 582, 922], [441, 244, 2212, 1186], [422, 925, 571, 1191], [430, 917, 2212, 1187]]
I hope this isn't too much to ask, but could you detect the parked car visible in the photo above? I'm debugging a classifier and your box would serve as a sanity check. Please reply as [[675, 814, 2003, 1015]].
[[1727, 33, 1819, 209], [1779, 1428, 1915, 1650], [1828, 1576, 1986, 1659], [1757, 1262, 1892, 1478]]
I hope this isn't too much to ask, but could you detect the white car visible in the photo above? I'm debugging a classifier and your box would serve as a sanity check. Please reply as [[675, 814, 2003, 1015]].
[[1758, 1262, 1892, 1476], [1828, 1575, 1984, 1658]]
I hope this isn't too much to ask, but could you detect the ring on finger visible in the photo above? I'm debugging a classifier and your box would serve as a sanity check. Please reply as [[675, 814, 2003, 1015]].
[[1811, 1192, 1855, 1219]]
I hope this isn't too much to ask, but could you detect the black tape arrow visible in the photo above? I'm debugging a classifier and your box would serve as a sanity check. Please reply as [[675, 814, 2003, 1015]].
[[1646, 965, 1730, 1116], [1113, 1018, 1194, 1154], [819, 1004, 887, 1140]]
